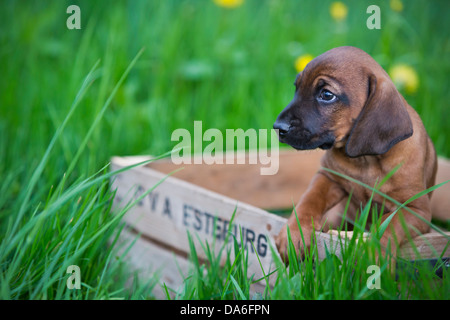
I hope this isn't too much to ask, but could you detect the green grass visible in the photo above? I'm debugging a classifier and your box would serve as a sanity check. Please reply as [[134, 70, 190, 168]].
[[0, 0, 449, 299], [173, 169, 449, 300]]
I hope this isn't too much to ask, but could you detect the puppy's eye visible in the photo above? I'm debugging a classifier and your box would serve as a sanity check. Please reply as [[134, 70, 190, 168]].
[[318, 89, 337, 102]]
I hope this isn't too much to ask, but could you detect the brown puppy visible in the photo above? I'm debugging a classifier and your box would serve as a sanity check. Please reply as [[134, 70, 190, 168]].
[[273, 46, 437, 262]]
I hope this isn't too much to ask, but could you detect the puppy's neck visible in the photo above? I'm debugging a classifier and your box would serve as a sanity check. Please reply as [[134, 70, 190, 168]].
[[330, 145, 384, 165]]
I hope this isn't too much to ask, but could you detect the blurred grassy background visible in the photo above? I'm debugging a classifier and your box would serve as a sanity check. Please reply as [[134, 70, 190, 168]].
[[1, 0, 449, 177], [0, 0, 449, 299]]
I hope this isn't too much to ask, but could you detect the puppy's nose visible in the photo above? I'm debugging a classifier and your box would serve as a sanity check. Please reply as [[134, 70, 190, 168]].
[[273, 121, 290, 137]]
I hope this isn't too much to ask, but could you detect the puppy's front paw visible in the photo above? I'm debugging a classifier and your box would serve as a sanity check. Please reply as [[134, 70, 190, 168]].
[[275, 222, 312, 264]]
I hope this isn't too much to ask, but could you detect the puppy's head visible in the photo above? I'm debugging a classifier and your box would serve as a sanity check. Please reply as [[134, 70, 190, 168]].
[[273, 46, 413, 157]]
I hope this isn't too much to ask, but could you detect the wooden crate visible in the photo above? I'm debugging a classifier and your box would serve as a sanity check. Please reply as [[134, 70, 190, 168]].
[[111, 150, 450, 298]]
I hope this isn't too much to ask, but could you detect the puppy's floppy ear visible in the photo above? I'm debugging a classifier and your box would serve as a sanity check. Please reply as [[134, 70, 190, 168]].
[[345, 74, 413, 157]]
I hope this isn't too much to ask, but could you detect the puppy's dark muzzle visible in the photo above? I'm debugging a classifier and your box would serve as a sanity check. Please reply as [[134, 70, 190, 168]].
[[273, 121, 291, 139]]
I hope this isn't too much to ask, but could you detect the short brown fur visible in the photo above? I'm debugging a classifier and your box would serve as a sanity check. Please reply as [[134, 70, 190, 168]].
[[273, 46, 437, 262]]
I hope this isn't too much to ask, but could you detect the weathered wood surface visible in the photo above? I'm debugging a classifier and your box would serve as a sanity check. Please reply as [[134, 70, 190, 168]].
[[111, 156, 287, 287], [398, 230, 450, 260], [116, 228, 448, 299], [110, 151, 450, 298], [431, 157, 450, 222], [117, 229, 192, 299], [140, 149, 450, 221], [146, 149, 323, 211]]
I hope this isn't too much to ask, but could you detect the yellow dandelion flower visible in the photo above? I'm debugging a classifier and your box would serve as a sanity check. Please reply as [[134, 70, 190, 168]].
[[213, 0, 244, 9], [390, 0, 403, 12], [295, 54, 314, 72], [330, 2, 348, 22], [389, 64, 419, 94]]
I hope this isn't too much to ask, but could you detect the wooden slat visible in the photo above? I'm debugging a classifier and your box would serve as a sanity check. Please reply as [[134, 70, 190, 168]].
[[111, 157, 287, 286], [111, 154, 449, 263], [117, 228, 449, 299], [110, 151, 450, 296], [137, 150, 450, 222], [431, 157, 450, 222], [116, 229, 192, 299], [398, 231, 450, 260], [116, 229, 268, 298], [144, 149, 323, 210]]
